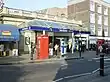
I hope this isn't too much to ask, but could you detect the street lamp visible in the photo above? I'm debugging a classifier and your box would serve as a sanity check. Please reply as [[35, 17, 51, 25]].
[[49, 25, 54, 56], [99, 29, 105, 76], [78, 24, 83, 58]]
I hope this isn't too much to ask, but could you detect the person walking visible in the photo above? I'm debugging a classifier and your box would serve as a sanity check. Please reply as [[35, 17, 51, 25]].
[[54, 44, 59, 57]]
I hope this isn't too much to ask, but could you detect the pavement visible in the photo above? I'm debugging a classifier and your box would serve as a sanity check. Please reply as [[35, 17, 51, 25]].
[[0, 51, 109, 65], [0, 54, 65, 65]]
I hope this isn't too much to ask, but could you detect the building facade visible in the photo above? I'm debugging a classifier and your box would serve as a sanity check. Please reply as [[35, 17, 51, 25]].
[[0, 7, 81, 27], [68, 0, 110, 36], [0, 7, 88, 53], [37, 7, 67, 17]]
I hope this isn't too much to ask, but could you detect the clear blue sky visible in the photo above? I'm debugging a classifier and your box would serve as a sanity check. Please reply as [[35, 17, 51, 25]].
[[4, 0, 67, 11], [3, 0, 110, 11]]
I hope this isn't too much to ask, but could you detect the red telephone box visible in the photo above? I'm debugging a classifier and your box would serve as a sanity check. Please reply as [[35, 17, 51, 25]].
[[36, 35, 49, 59]]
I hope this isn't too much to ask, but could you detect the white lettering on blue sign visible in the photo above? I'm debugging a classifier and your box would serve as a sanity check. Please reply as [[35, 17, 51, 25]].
[[60, 29, 68, 32]]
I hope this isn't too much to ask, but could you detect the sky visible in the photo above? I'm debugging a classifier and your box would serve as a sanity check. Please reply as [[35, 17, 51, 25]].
[[3, 0, 110, 11], [4, 0, 67, 11]]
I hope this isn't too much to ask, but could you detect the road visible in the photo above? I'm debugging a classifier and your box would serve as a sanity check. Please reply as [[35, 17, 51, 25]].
[[0, 63, 61, 82], [1, 52, 110, 82]]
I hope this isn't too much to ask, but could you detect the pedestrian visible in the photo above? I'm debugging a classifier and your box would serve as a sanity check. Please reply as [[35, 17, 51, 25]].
[[31, 42, 35, 60], [98, 44, 103, 53], [54, 44, 59, 57]]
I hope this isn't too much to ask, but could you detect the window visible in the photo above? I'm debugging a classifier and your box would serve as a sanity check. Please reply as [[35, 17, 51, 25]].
[[90, 12, 95, 23], [104, 26, 108, 36], [98, 26, 102, 36], [104, 16, 108, 25], [90, 1, 95, 11], [97, 4, 102, 13], [90, 24, 95, 35], [98, 15, 102, 24], [104, 7, 108, 15]]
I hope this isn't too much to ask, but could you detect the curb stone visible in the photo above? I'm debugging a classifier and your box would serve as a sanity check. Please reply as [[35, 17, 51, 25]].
[[0, 58, 65, 65]]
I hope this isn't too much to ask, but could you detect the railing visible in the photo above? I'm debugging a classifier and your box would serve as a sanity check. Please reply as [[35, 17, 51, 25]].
[[0, 7, 82, 25]]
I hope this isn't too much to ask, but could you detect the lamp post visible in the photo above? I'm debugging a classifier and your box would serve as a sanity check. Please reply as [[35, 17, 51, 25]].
[[78, 24, 83, 58], [49, 26, 54, 56], [100, 29, 105, 76]]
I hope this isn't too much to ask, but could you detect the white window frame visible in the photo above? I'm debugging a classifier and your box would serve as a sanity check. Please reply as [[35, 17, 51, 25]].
[[104, 16, 108, 26], [104, 26, 108, 36], [90, 24, 95, 35], [97, 4, 102, 14], [90, 12, 95, 23], [90, 1, 95, 11], [104, 7, 108, 15], [98, 15, 102, 24], [98, 25, 102, 36]]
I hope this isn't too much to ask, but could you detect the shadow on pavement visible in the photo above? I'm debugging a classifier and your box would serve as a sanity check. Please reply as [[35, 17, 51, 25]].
[[53, 59, 99, 82]]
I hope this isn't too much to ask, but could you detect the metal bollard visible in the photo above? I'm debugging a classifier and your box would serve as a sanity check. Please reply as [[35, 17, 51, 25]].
[[100, 54, 104, 76]]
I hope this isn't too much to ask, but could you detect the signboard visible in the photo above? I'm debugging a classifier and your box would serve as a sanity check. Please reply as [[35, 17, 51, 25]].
[[2, 31, 11, 36]]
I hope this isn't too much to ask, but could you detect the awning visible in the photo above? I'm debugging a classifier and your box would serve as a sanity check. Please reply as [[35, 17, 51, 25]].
[[0, 24, 20, 41]]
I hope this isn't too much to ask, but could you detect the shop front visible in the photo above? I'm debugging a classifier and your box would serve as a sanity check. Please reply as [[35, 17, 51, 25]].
[[19, 19, 90, 59], [20, 26, 90, 59], [0, 24, 20, 57]]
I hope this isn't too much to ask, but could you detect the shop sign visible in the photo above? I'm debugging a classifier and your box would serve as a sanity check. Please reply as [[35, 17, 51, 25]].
[[2, 31, 11, 36], [59, 29, 68, 32]]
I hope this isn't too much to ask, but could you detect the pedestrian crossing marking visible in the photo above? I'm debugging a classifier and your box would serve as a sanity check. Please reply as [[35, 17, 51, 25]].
[[104, 58, 110, 61], [92, 57, 108, 60]]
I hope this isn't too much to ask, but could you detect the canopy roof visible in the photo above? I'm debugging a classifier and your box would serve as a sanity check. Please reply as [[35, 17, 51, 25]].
[[19, 19, 87, 31]]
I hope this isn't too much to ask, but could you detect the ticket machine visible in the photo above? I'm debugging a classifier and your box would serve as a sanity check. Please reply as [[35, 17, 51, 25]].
[[36, 35, 49, 59]]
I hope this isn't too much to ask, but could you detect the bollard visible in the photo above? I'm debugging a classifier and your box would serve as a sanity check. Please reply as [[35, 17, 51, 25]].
[[100, 54, 104, 76]]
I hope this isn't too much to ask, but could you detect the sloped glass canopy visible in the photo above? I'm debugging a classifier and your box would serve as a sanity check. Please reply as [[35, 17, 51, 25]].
[[19, 19, 80, 30]]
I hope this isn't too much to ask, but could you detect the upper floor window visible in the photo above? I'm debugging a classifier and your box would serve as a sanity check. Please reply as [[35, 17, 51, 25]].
[[90, 12, 95, 23], [90, 1, 95, 11], [90, 24, 95, 35], [104, 16, 108, 25], [104, 26, 108, 36], [98, 15, 102, 24], [97, 4, 102, 14], [98, 25, 102, 36], [104, 7, 108, 15]]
